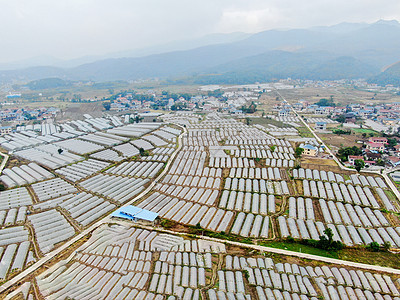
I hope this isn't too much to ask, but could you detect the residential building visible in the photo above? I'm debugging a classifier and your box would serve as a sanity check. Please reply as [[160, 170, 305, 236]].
[[348, 155, 363, 165], [366, 142, 385, 152], [315, 122, 327, 130], [300, 144, 318, 156], [369, 137, 388, 144], [0, 126, 11, 136]]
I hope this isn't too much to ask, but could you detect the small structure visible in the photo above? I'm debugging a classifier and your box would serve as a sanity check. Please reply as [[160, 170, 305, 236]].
[[300, 144, 318, 156], [111, 205, 158, 225], [348, 155, 363, 165], [0, 126, 12, 136], [315, 122, 327, 130]]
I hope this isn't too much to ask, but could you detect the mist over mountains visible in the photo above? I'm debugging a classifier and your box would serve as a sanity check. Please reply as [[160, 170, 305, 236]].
[[2, 20, 400, 85]]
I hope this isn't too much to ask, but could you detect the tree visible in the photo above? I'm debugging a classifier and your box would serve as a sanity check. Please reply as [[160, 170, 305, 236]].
[[57, 148, 63, 155], [270, 145, 276, 152], [295, 147, 304, 158], [387, 138, 397, 148], [317, 228, 343, 251], [367, 242, 380, 252], [335, 114, 346, 123], [246, 117, 251, 126], [337, 146, 362, 162], [354, 159, 365, 172], [316, 98, 336, 107], [362, 133, 367, 138], [102, 102, 111, 111]]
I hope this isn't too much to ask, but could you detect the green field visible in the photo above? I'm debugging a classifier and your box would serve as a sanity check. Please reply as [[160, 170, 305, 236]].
[[351, 128, 378, 135], [259, 241, 339, 259]]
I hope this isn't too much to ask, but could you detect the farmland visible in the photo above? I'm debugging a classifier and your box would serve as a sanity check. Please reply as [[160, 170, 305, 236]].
[[1, 109, 400, 299]]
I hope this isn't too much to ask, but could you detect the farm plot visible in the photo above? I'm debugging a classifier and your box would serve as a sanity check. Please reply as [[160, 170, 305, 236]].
[[0, 226, 34, 281], [282, 195, 400, 247], [28, 209, 76, 254], [105, 161, 164, 178], [226, 254, 399, 300], [78, 133, 121, 146], [35, 224, 225, 299], [90, 149, 125, 162], [33, 224, 400, 300], [0, 163, 54, 187], [55, 138, 104, 154], [13, 146, 84, 169], [31, 178, 77, 202], [55, 159, 110, 182], [79, 174, 148, 204], [107, 123, 161, 137], [58, 192, 116, 226]]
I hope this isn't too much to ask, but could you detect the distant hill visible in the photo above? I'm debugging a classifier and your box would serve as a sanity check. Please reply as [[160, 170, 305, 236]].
[[191, 52, 379, 84], [368, 61, 400, 86], [1, 20, 400, 85], [24, 78, 72, 90]]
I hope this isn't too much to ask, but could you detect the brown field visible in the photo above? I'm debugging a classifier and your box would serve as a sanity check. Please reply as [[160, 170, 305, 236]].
[[276, 86, 400, 106], [319, 133, 360, 149]]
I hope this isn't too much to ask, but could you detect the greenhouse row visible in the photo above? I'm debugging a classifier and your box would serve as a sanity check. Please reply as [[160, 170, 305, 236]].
[[219, 191, 276, 215], [278, 216, 400, 248], [293, 168, 387, 189], [55, 159, 110, 182]]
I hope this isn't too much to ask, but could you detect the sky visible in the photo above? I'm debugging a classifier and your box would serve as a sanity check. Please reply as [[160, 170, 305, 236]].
[[1, 0, 400, 64]]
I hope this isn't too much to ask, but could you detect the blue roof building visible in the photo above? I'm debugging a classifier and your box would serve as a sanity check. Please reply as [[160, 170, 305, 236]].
[[111, 205, 159, 223]]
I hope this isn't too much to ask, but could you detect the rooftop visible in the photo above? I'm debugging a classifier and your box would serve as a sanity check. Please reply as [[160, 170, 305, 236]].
[[111, 205, 158, 222]]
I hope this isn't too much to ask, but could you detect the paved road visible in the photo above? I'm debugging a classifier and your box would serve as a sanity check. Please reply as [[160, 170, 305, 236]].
[[0, 125, 186, 294], [276, 89, 400, 205]]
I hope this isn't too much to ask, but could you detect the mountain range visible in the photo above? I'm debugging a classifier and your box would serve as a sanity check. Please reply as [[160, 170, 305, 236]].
[[3, 20, 400, 85]]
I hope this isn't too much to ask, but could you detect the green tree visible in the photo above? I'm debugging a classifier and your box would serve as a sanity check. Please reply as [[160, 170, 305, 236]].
[[387, 138, 397, 148], [367, 242, 380, 252], [335, 114, 346, 123], [337, 146, 362, 162], [354, 159, 365, 172], [295, 147, 304, 158]]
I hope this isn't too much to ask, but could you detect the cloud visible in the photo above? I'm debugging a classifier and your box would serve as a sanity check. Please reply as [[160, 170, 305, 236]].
[[0, 0, 399, 63]]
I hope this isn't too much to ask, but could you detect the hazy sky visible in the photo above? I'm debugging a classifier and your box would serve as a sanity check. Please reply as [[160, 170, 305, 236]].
[[1, 0, 400, 63]]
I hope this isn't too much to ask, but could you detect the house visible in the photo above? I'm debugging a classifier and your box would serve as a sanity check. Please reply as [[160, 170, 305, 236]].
[[366, 142, 385, 152], [364, 160, 376, 167], [369, 137, 388, 144], [300, 144, 318, 156], [315, 122, 327, 130], [111, 205, 158, 225], [314, 107, 325, 115], [278, 109, 290, 117], [348, 155, 363, 165], [0, 126, 12, 136], [387, 156, 400, 167]]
